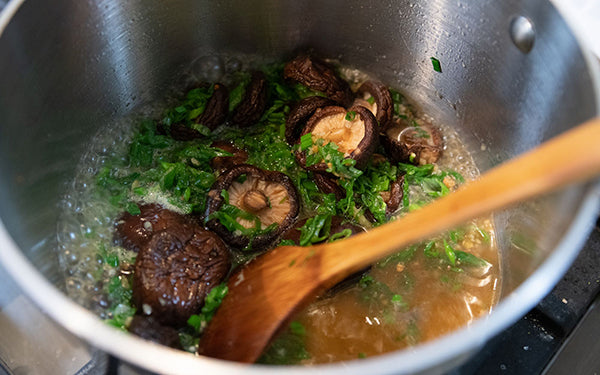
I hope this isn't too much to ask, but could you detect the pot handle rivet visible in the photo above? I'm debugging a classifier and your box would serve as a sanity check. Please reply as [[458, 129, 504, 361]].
[[510, 15, 535, 53]]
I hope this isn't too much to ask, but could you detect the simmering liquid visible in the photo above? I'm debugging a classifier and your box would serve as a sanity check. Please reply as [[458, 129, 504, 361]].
[[57, 56, 500, 364]]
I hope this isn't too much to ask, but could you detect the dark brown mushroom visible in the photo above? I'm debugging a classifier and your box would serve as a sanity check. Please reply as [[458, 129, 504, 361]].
[[210, 140, 249, 174], [169, 83, 230, 141], [296, 105, 378, 171], [128, 315, 182, 349], [114, 204, 195, 253], [280, 216, 365, 246], [364, 174, 405, 223], [195, 83, 229, 130], [205, 164, 300, 251], [354, 80, 393, 128], [132, 227, 230, 326], [382, 174, 404, 216], [313, 172, 346, 201], [285, 96, 336, 145], [381, 118, 443, 165], [284, 55, 354, 107], [232, 71, 268, 127], [170, 123, 204, 141]]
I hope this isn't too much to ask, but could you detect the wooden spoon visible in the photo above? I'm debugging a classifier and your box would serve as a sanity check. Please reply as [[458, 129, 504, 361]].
[[198, 118, 600, 363]]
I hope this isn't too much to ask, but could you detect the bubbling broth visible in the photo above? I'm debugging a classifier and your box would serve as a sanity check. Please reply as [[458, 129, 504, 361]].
[[57, 54, 499, 364]]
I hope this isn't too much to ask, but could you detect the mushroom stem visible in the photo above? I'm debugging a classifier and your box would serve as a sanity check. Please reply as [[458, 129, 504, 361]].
[[241, 189, 270, 213]]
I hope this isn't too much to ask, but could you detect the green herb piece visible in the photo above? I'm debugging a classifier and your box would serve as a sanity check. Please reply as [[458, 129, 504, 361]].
[[228, 73, 251, 112], [97, 243, 120, 268], [455, 251, 491, 268], [366, 96, 376, 105], [104, 275, 135, 330], [279, 239, 296, 247], [303, 137, 362, 180], [258, 321, 310, 365], [345, 111, 357, 121], [187, 283, 228, 334], [179, 332, 200, 353], [299, 214, 332, 246], [391, 294, 409, 311], [289, 321, 306, 336], [125, 202, 141, 216], [377, 245, 417, 268], [443, 240, 457, 266], [430, 57, 442, 73], [293, 83, 326, 99], [474, 225, 491, 243], [220, 189, 230, 203], [208, 202, 278, 242], [358, 352, 367, 359], [328, 228, 352, 242], [160, 86, 214, 134], [128, 120, 173, 167], [448, 228, 465, 243], [133, 186, 147, 196], [423, 241, 438, 258]]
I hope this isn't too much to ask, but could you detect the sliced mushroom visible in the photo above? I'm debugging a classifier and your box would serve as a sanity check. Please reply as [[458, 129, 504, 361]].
[[232, 71, 268, 127], [381, 118, 443, 165], [132, 227, 230, 326], [206, 164, 300, 250], [284, 55, 354, 107], [114, 203, 196, 253], [195, 83, 229, 130], [286, 96, 336, 145], [280, 216, 365, 245], [128, 315, 182, 349], [354, 80, 393, 128], [210, 140, 249, 174], [296, 105, 378, 171]]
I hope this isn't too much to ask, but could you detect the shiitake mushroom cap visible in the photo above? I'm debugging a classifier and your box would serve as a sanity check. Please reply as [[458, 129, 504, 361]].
[[232, 71, 268, 127], [296, 105, 378, 171], [205, 164, 300, 251], [131, 225, 230, 327], [286, 96, 336, 145], [354, 80, 393, 128], [381, 118, 443, 165], [114, 203, 198, 253], [284, 55, 354, 107]]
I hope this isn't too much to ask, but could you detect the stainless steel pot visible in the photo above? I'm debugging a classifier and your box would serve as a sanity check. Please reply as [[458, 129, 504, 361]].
[[0, 0, 598, 374]]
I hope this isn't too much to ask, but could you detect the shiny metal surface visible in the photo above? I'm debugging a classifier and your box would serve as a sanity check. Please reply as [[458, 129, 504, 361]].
[[0, 0, 598, 374]]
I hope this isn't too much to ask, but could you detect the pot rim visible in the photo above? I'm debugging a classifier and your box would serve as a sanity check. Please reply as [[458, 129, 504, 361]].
[[0, 0, 599, 374]]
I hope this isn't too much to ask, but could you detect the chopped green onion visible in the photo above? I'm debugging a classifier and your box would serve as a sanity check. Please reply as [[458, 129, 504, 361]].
[[430, 57, 442, 73]]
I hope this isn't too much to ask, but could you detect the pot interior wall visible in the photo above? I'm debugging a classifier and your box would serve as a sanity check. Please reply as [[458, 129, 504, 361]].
[[0, 0, 597, 362]]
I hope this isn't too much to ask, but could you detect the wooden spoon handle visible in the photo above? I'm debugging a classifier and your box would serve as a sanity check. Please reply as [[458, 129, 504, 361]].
[[321, 118, 600, 277]]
